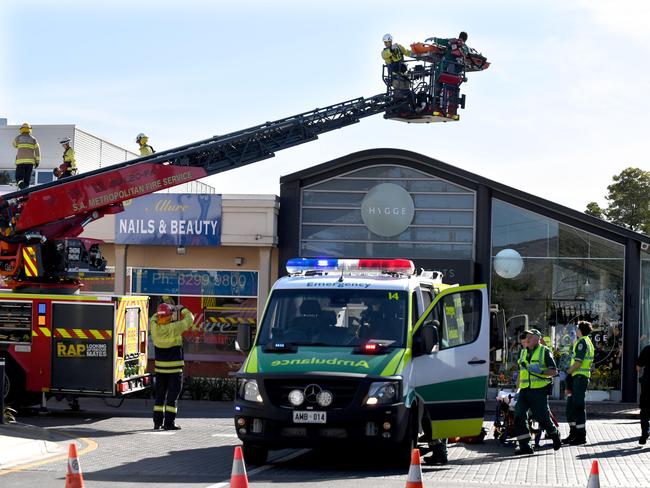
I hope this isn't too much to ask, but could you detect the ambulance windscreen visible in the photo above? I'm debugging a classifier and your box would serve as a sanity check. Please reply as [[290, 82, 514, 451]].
[[257, 289, 407, 348]]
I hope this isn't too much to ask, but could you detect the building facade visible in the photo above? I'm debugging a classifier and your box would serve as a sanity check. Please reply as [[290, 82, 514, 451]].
[[278, 148, 650, 402]]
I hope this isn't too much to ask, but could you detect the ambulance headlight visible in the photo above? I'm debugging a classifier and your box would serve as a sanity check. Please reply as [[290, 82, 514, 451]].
[[288, 389, 305, 406], [238, 379, 263, 403], [366, 381, 399, 405]]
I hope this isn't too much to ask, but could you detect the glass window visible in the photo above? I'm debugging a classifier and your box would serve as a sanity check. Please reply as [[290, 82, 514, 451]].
[[641, 250, 650, 352], [421, 290, 482, 349], [489, 199, 624, 394], [35, 170, 54, 185], [257, 289, 407, 347], [299, 164, 476, 259]]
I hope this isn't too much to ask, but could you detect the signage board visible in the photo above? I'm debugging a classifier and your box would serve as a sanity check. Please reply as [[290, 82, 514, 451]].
[[116, 194, 221, 246], [131, 268, 258, 297]]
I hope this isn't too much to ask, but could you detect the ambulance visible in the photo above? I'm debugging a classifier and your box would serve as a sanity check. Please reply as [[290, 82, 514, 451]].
[[234, 258, 489, 465]]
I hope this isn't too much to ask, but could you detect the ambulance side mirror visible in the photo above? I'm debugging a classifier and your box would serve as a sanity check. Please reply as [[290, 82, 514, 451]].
[[413, 322, 439, 356], [236, 323, 251, 353]]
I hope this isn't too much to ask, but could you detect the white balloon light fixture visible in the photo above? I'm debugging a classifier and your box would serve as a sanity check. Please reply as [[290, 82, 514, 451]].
[[494, 248, 524, 279]]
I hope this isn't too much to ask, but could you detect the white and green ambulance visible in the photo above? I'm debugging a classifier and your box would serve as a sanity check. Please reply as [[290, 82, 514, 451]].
[[234, 258, 489, 465]]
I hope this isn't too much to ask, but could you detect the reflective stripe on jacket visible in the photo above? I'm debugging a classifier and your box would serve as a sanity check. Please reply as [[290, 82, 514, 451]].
[[151, 308, 195, 373], [381, 43, 410, 64], [570, 336, 594, 378], [518, 345, 552, 389], [63, 147, 77, 170], [13, 134, 41, 165]]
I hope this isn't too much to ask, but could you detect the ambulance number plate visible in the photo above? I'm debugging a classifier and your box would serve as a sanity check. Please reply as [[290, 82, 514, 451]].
[[292, 411, 327, 424]]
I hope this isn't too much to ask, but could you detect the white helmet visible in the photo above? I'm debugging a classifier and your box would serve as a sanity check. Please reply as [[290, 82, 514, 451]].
[[383, 33, 393, 43], [136, 133, 146, 143]]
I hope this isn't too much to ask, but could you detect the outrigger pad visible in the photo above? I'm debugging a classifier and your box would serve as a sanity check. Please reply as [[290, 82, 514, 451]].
[[385, 110, 460, 123]]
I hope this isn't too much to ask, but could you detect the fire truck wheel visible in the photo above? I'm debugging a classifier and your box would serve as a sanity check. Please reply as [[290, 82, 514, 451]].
[[242, 443, 268, 466]]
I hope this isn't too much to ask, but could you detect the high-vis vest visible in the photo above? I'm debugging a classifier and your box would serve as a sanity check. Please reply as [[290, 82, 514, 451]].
[[63, 147, 77, 171], [151, 308, 195, 373], [518, 345, 552, 389], [139, 145, 154, 156], [381, 44, 409, 64], [13, 134, 41, 166], [570, 336, 594, 378]]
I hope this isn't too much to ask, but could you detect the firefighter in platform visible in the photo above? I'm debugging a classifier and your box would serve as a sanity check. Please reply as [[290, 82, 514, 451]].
[[425, 31, 469, 115], [381, 34, 412, 99], [563, 321, 595, 445], [55, 137, 77, 179], [150, 302, 195, 430], [136, 133, 155, 156], [13, 123, 40, 189], [513, 328, 562, 454]]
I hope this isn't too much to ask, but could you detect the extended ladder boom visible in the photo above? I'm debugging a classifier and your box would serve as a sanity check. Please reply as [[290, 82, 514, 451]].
[[0, 93, 392, 289]]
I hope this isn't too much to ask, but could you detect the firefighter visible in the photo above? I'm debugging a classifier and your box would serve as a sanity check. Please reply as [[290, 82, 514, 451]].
[[136, 133, 155, 156], [150, 302, 195, 430], [381, 33, 412, 99], [13, 123, 40, 189], [563, 321, 594, 445], [513, 328, 561, 455], [55, 137, 77, 179]]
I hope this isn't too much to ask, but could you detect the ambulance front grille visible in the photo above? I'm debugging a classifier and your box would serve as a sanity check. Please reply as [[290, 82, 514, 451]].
[[264, 378, 359, 409]]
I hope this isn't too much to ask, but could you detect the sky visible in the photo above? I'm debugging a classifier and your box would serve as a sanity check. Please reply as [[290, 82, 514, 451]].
[[1, 0, 649, 212]]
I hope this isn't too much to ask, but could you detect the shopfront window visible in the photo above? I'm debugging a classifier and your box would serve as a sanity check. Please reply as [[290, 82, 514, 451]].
[[642, 250, 650, 351], [300, 165, 475, 259], [132, 268, 258, 367], [489, 200, 625, 395]]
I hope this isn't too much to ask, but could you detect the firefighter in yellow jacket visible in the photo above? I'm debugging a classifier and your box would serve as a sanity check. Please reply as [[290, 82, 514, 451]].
[[13, 123, 40, 189], [150, 302, 195, 430], [55, 137, 77, 179], [136, 133, 155, 157]]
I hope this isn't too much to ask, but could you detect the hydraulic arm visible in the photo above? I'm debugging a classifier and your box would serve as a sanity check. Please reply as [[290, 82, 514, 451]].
[[0, 94, 394, 290]]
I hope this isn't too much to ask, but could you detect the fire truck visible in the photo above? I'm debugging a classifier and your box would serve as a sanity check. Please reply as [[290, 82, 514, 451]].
[[0, 47, 488, 404]]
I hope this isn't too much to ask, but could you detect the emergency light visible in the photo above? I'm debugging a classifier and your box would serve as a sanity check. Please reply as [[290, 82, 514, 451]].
[[286, 258, 415, 275]]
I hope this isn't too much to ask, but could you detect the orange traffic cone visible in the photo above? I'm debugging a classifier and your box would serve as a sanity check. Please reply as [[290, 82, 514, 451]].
[[65, 443, 84, 488], [230, 446, 249, 488], [405, 448, 423, 488], [586, 460, 600, 488]]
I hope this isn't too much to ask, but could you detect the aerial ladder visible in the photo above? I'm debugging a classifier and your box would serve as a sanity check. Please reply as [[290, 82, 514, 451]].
[[0, 44, 488, 293]]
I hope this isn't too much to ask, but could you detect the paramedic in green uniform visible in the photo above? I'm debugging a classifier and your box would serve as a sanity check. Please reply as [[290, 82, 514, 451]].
[[563, 321, 594, 445], [513, 328, 562, 454]]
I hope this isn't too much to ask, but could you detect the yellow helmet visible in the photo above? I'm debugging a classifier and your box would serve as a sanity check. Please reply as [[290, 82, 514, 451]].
[[20, 123, 31, 133]]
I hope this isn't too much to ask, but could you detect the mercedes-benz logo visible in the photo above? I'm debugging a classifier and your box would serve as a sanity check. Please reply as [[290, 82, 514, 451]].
[[303, 384, 322, 403]]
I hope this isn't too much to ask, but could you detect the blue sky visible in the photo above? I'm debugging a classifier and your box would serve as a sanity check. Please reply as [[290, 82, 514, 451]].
[[1, 1, 649, 212]]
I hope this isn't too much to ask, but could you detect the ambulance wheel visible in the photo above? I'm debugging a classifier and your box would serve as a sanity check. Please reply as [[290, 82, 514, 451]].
[[242, 443, 268, 466], [394, 410, 418, 468]]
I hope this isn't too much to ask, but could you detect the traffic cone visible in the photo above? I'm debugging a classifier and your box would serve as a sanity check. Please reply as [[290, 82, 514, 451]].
[[65, 443, 84, 488], [586, 460, 600, 488], [230, 446, 249, 488], [405, 448, 423, 488]]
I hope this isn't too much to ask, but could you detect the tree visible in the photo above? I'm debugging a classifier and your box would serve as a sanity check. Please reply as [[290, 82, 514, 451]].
[[585, 167, 650, 234], [585, 201, 604, 219]]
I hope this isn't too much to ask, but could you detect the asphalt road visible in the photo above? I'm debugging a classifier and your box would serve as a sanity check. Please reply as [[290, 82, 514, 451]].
[[0, 398, 648, 488]]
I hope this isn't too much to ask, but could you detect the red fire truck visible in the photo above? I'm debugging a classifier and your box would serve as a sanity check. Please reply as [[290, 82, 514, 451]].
[[0, 58, 489, 403]]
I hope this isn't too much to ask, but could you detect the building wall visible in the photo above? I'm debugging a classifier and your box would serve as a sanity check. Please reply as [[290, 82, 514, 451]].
[[279, 148, 649, 402]]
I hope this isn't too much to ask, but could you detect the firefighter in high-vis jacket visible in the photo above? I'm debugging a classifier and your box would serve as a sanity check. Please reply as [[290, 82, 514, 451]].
[[513, 328, 562, 455], [55, 137, 77, 179], [563, 321, 595, 445], [13, 123, 40, 189], [151, 302, 195, 430], [136, 133, 155, 157]]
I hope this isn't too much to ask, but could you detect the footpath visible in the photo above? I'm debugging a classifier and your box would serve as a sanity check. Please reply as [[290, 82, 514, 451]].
[[0, 399, 641, 470]]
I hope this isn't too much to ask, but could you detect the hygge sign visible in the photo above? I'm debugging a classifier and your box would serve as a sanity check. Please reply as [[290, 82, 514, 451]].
[[116, 194, 221, 246], [360, 183, 415, 237]]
